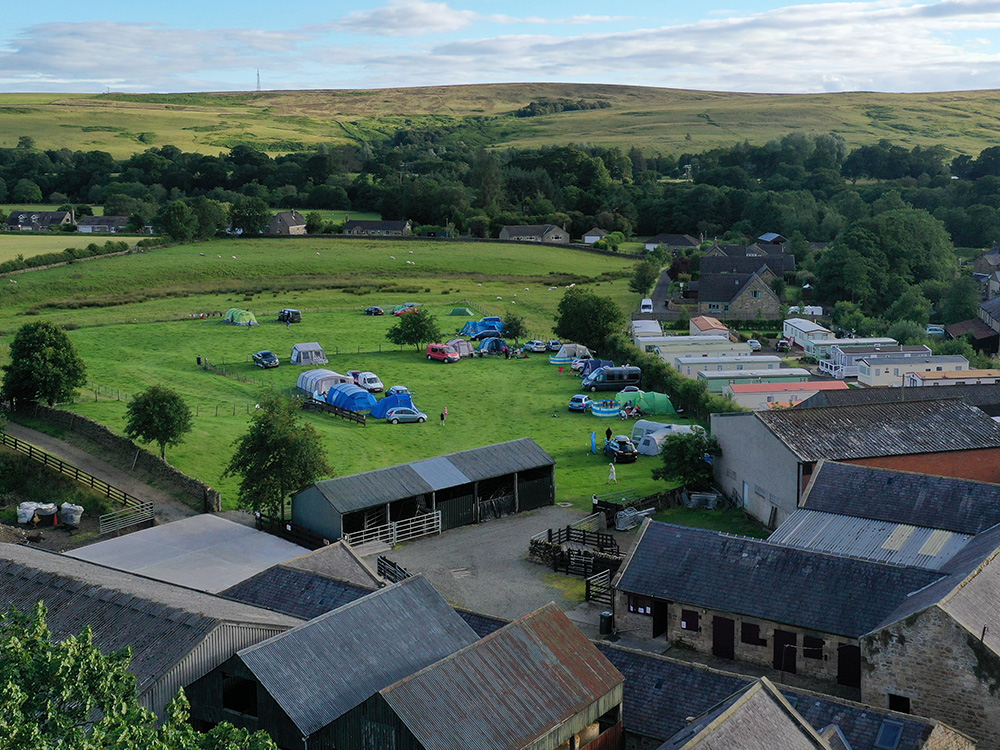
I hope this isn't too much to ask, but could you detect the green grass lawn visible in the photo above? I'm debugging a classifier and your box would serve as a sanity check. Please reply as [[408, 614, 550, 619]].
[[0, 237, 682, 513], [0, 233, 120, 264]]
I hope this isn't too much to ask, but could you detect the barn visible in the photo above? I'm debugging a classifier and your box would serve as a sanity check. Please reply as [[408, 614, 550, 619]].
[[291, 438, 555, 541]]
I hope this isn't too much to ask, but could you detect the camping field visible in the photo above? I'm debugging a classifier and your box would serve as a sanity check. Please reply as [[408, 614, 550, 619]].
[[0, 237, 695, 510]]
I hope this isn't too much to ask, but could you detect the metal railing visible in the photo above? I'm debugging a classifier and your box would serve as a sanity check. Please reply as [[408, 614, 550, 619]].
[[377, 555, 412, 583], [99, 503, 155, 535], [344, 511, 442, 548], [585, 569, 613, 605]]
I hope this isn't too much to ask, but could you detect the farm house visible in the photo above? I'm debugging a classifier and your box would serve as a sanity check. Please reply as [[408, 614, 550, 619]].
[[296, 369, 351, 396], [290, 342, 328, 366], [223, 308, 258, 326], [291, 438, 555, 541]]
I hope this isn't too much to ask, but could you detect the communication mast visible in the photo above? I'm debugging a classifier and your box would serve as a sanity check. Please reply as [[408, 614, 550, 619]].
[[256, 69, 261, 92]]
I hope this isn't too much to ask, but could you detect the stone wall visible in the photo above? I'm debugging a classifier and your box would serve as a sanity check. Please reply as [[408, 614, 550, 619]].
[[24, 404, 219, 512], [612, 590, 855, 688], [863, 606, 1000, 750], [923, 724, 978, 750]]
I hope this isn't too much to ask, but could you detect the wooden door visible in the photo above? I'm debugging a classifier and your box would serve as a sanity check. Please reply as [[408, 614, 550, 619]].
[[712, 616, 735, 660], [652, 601, 668, 640], [773, 629, 797, 674]]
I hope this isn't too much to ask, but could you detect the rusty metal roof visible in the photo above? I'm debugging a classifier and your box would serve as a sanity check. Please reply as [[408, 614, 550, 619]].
[[381, 604, 623, 750]]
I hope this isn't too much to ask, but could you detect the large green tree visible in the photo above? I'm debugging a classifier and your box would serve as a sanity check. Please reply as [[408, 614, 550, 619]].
[[223, 392, 329, 519], [628, 259, 660, 296], [1, 322, 86, 407], [154, 200, 195, 242], [651, 430, 721, 490], [0, 602, 277, 750], [124, 385, 193, 459], [386, 308, 442, 350], [500, 311, 528, 344], [229, 197, 271, 236], [554, 287, 625, 351]]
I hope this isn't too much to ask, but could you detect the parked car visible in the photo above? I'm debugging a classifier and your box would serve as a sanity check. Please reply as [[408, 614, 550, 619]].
[[392, 306, 419, 316], [775, 339, 791, 352], [568, 394, 592, 412], [427, 343, 460, 363], [278, 308, 301, 324], [469, 329, 501, 341], [605, 435, 639, 463], [348, 370, 384, 392], [546, 340, 562, 351], [252, 350, 279, 369], [386, 385, 410, 397], [364, 306, 384, 316], [524, 340, 547, 353], [385, 407, 427, 424], [747, 339, 762, 351]]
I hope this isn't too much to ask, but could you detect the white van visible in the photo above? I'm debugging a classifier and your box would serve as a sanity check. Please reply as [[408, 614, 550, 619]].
[[640, 298, 654, 314]]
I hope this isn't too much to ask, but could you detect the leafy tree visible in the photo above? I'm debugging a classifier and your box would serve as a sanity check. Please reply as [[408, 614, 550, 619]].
[[500, 311, 527, 344], [16, 135, 34, 149], [305, 211, 325, 234], [884, 287, 932, 325], [885, 319, 927, 345], [651, 430, 720, 490], [154, 200, 196, 242], [1, 321, 86, 408], [223, 392, 329, 519], [628, 259, 660, 295], [386, 308, 441, 350], [124, 385, 193, 459], [229, 197, 271, 235], [187, 197, 229, 240], [938, 276, 981, 324], [554, 288, 625, 351], [0, 602, 277, 750], [11, 178, 42, 203]]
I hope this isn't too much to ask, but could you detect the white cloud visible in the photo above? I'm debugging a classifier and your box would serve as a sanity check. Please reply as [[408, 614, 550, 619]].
[[336, 1, 480, 36]]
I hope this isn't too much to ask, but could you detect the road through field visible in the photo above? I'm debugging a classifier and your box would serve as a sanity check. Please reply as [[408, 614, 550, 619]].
[[4, 422, 197, 524]]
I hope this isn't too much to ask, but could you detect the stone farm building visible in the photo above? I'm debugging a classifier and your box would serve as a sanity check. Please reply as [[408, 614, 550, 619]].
[[498, 224, 569, 243], [267, 210, 306, 235], [342, 219, 412, 236]]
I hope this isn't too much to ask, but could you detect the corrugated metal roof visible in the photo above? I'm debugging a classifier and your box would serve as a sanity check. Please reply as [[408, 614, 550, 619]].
[[756, 399, 1000, 461], [307, 438, 554, 514], [768, 510, 972, 569], [381, 604, 622, 750], [410, 456, 472, 490], [238, 576, 478, 735]]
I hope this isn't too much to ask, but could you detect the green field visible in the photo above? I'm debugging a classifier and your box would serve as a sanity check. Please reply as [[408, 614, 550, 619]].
[[0, 238, 693, 510], [0, 233, 119, 264], [3, 84, 1000, 157]]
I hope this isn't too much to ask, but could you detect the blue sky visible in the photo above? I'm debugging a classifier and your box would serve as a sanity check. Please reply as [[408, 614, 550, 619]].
[[1, 0, 999, 93]]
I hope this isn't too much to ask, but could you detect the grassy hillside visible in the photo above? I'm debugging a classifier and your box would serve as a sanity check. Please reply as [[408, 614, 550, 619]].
[[3, 84, 1000, 157]]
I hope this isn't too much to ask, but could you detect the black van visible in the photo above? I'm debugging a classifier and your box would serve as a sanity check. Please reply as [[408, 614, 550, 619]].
[[581, 366, 642, 392], [278, 308, 302, 323]]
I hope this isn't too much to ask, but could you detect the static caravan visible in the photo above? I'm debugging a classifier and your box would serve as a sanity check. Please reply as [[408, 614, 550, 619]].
[[858, 355, 969, 388], [818, 344, 929, 379], [804, 336, 897, 360], [642, 335, 752, 362], [723, 381, 849, 410], [782, 318, 832, 348], [698, 367, 811, 393], [674, 354, 780, 379], [904, 369, 1000, 387]]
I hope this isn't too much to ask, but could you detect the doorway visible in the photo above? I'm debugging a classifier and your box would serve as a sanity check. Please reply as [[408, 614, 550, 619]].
[[773, 629, 797, 674], [652, 601, 669, 640], [837, 644, 861, 688], [712, 616, 735, 660]]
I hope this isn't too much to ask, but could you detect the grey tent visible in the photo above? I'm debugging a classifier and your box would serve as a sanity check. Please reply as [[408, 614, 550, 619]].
[[446, 338, 475, 358], [290, 342, 328, 366], [632, 422, 701, 456], [297, 369, 351, 397]]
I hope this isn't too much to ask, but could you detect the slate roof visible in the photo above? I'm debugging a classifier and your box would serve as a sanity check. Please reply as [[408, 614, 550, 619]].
[[455, 608, 508, 637], [614, 522, 943, 637], [306, 438, 554, 514], [945, 318, 998, 341], [697, 272, 777, 304], [597, 644, 936, 749], [0, 543, 298, 697], [981, 297, 1000, 318], [237, 575, 478, 736], [221, 565, 374, 620], [380, 605, 623, 750], [754, 398, 1000, 461], [657, 679, 828, 750], [6, 210, 71, 228], [343, 219, 410, 232], [77, 215, 129, 227], [801, 461, 1000, 535], [280, 541, 383, 588], [647, 233, 700, 247], [795, 383, 1000, 416], [501, 224, 562, 238], [700, 254, 796, 276]]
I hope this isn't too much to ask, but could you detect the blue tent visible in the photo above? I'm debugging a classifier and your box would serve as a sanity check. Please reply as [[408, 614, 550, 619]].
[[580, 359, 615, 378], [460, 318, 505, 337], [370, 392, 415, 419], [478, 337, 508, 354], [325, 383, 378, 413]]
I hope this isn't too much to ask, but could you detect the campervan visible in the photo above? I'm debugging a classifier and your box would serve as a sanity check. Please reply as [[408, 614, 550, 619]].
[[581, 366, 642, 392]]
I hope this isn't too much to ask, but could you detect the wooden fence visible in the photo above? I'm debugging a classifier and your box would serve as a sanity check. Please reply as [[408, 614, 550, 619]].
[[546, 526, 620, 556], [300, 397, 366, 426]]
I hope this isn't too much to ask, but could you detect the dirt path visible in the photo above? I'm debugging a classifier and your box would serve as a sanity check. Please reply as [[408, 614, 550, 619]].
[[4, 423, 198, 524]]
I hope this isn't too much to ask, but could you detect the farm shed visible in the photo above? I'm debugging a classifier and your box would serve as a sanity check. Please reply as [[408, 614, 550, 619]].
[[291, 438, 555, 540], [223, 308, 258, 326], [290, 342, 327, 366], [445, 337, 474, 358], [296, 369, 350, 396]]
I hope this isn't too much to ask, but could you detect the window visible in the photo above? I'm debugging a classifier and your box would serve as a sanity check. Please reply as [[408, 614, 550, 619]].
[[741, 622, 766, 646], [803, 635, 824, 659], [709, 304, 720, 311], [750, 290, 761, 298], [680, 609, 700, 631], [874, 720, 905, 750], [887, 694, 911, 714], [221, 674, 258, 717], [628, 595, 653, 616]]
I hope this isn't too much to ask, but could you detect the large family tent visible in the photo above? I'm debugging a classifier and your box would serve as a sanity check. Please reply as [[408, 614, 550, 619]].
[[634, 423, 700, 456], [614, 389, 645, 408], [549, 343, 592, 365], [370, 392, 416, 419], [297, 369, 351, 397], [459, 318, 504, 337], [478, 337, 508, 354], [446, 338, 475, 358], [325, 384, 378, 413], [223, 308, 258, 326], [449, 307, 475, 316], [290, 342, 328, 366], [636, 391, 677, 415], [579, 359, 614, 378]]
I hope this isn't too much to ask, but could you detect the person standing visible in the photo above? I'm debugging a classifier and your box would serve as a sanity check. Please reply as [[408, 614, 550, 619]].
[[607, 463, 617, 484], [605, 426, 613, 443], [440, 411, 446, 426]]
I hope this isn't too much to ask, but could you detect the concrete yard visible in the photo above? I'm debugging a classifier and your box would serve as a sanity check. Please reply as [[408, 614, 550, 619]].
[[362, 505, 642, 621], [65, 514, 308, 593]]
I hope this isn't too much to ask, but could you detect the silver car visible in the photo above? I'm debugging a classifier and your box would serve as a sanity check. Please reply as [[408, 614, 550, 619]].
[[385, 407, 428, 424]]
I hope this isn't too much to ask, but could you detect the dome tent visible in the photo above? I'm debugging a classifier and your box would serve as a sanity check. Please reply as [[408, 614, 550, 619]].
[[446, 338, 474, 358], [370, 392, 416, 419], [549, 343, 592, 365], [325, 383, 377, 413], [223, 308, 257, 326], [636, 391, 676, 415]]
